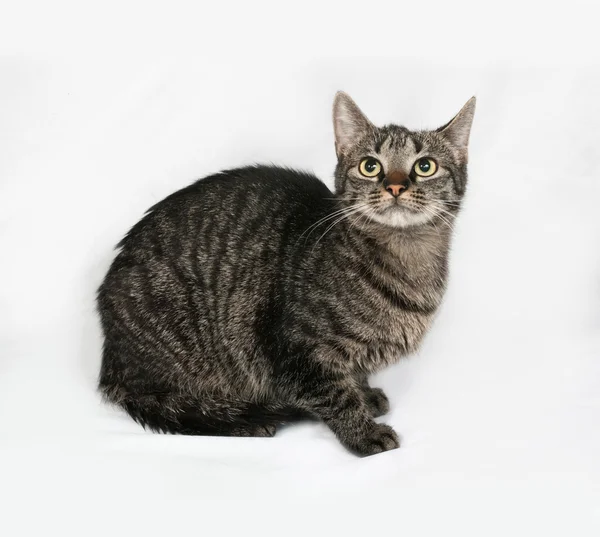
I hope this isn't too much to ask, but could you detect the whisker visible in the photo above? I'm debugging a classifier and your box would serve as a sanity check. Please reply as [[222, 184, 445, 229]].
[[347, 206, 372, 236], [423, 198, 461, 207], [299, 203, 368, 240], [300, 194, 382, 241], [323, 196, 366, 201], [356, 206, 376, 234], [423, 205, 455, 230], [323, 194, 380, 202], [312, 204, 370, 250], [430, 203, 458, 223], [417, 204, 441, 227]]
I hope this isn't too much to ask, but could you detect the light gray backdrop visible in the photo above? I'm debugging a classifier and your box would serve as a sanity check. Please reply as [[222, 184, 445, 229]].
[[1, 1, 599, 535]]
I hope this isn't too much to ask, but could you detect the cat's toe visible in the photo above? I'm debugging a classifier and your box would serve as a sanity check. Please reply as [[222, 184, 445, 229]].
[[350, 423, 400, 457], [230, 424, 276, 437], [257, 424, 277, 437], [366, 387, 390, 418]]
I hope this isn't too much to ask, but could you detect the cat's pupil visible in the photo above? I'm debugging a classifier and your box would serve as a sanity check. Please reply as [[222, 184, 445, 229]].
[[366, 160, 377, 172], [419, 160, 430, 172]]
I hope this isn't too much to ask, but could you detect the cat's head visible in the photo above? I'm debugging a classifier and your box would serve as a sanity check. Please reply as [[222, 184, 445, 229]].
[[333, 92, 475, 229]]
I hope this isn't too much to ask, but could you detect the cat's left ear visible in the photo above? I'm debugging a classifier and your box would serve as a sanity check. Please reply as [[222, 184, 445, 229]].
[[438, 97, 476, 163]]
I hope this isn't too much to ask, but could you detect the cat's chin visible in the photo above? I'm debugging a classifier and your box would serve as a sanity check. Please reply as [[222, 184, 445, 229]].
[[367, 206, 432, 229]]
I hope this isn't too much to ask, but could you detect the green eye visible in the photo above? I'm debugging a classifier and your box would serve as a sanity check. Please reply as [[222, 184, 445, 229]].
[[414, 158, 437, 177], [359, 158, 382, 178]]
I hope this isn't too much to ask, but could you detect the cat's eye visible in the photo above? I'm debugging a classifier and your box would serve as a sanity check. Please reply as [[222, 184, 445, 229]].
[[413, 158, 437, 178], [359, 158, 382, 178]]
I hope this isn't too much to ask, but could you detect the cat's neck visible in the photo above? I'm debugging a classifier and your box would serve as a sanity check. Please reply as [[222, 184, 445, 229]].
[[332, 217, 453, 294], [352, 217, 454, 263]]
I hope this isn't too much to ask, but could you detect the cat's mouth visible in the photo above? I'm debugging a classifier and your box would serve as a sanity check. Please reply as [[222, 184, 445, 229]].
[[383, 199, 422, 214], [365, 199, 433, 228]]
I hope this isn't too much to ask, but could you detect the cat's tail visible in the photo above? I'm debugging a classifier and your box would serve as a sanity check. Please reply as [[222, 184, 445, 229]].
[[100, 384, 302, 436]]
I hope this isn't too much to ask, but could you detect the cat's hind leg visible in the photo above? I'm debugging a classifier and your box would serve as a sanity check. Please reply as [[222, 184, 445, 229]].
[[101, 386, 293, 437], [229, 423, 277, 437]]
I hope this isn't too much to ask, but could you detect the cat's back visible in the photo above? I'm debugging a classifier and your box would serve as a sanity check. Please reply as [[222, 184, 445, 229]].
[[156, 165, 331, 217], [97, 165, 335, 390], [116, 165, 334, 254]]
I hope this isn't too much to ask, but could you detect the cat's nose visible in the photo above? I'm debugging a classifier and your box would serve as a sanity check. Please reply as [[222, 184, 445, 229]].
[[383, 172, 410, 198], [384, 183, 407, 198]]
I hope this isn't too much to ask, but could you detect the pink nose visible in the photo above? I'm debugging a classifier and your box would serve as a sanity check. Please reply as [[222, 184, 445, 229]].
[[382, 171, 410, 198], [384, 183, 407, 198]]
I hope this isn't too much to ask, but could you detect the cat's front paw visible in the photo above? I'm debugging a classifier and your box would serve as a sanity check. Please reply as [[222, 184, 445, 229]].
[[347, 423, 400, 456], [365, 387, 390, 418]]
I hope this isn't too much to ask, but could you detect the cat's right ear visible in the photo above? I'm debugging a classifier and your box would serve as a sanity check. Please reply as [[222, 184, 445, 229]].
[[333, 92, 374, 158]]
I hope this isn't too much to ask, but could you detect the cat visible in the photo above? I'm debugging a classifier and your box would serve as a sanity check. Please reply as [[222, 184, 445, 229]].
[[97, 92, 475, 456]]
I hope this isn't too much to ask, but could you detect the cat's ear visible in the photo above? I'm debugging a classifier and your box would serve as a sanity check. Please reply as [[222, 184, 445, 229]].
[[438, 97, 476, 163], [333, 92, 374, 158]]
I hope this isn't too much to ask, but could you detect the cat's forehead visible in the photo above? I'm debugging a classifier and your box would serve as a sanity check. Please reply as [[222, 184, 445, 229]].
[[362, 126, 429, 169], [372, 125, 411, 152], [355, 125, 449, 170]]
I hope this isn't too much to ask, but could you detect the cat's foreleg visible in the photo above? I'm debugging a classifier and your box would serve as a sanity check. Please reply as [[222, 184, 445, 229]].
[[291, 362, 399, 456]]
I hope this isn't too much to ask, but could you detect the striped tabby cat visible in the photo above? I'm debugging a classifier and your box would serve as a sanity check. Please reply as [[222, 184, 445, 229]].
[[97, 92, 475, 456]]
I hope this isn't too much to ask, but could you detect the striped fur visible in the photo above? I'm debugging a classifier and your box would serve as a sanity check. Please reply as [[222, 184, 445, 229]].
[[97, 92, 475, 455]]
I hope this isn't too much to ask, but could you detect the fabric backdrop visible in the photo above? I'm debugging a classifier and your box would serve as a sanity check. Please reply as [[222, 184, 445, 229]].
[[1, 1, 599, 535]]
